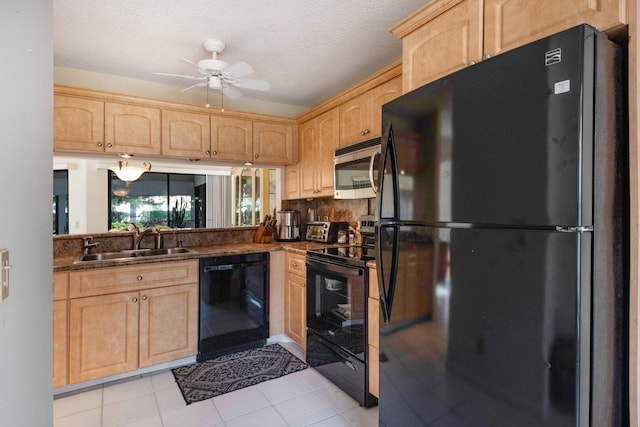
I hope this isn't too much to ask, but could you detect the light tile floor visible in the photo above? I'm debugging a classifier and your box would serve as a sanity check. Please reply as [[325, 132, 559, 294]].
[[53, 342, 378, 427]]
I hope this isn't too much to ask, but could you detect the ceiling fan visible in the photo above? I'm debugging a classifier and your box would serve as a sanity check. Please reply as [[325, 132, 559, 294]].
[[155, 39, 270, 101]]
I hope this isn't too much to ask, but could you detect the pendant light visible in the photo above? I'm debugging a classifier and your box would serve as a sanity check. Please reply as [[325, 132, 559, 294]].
[[109, 161, 151, 186]]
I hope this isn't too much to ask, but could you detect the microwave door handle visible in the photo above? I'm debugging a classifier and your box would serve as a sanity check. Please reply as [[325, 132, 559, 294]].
[[369, 151, 380, 193]]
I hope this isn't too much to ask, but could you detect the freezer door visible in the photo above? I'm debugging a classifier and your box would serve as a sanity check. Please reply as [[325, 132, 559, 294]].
[[378, 225, 592, 426], [379, 25, 624, 228]]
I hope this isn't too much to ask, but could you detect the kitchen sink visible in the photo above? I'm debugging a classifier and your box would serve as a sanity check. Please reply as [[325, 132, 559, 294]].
[[74, 247, 197, 263]]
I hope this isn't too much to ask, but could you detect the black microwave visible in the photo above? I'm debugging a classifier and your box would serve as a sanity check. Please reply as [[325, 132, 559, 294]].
[[333, 138, 381, 199]]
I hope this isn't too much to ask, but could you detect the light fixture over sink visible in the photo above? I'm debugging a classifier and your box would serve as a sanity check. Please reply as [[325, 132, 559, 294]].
[[109, 161, 151, 186]]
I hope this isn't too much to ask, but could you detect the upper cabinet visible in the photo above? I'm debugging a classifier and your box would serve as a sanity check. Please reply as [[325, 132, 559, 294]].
[[53, 86, 298, 165], [161, 109, 212, 159], [299, 109, 339, 198], [105, 102, 161, 156], [391, 0, 627, 92], [484, 0, 627, 57], [54, 95, 105, 153], [339, 77, 402, 147], [391, 0, 484, 93], [210, 116, 253, 162], [253, 121, 295, 165]]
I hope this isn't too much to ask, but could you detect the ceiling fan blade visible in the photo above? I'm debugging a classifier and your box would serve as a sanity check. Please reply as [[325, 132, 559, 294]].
[[232, 78, 271, 91], [221, 85, 243, 100], [154, 72, 206, 81], [222, 61, 255, 79], [179, 57, 200, 67], [181, 82, 207, 92]]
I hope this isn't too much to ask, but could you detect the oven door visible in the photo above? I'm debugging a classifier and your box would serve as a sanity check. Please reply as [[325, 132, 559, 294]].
[[306, 256, 366, 354]]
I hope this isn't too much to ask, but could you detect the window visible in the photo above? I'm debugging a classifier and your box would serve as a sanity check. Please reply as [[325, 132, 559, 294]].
[[109, 171, 206, 230], [53, 170, 69, 234]]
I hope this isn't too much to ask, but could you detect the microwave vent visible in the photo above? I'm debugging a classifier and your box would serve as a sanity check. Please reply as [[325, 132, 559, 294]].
[[334, 137, 381, 157]]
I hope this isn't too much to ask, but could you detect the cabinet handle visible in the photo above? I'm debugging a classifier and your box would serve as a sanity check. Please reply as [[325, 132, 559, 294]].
[[97, 142, 103, 148], [302, 283, 306, 287], [212, 150, 218, 155], [107, 143, 113, 148], [141, 295, 147, 301], [132, 297, 138, 303], [255, 154, 259, 159], [483, 53, 491, 60], [468, 60, 476, 66], [360, 129, 370, 136], [206, 150, 211, 155], [137, 275, 143, 281]]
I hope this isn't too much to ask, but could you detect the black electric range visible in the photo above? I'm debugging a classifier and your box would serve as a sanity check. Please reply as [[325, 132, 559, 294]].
[[306, 245, 375, 268]]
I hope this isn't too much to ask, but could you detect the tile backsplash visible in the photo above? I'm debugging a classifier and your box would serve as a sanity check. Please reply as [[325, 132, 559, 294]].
[[282, 197, 374, 231]]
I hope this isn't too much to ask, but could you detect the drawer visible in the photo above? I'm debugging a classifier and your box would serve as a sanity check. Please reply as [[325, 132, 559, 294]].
[[53, 272, 69, 301], [69, 260, 198, 298], [286, 252, 306, 277]]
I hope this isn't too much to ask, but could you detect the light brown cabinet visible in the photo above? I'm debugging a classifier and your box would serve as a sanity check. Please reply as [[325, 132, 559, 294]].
[[161, 109, 212, 159], [484, 0, 627, 58], [54, 95, 105, 152], [284, 163, 301, 200], [210, 116, 253, 161], [104, 102, 162, 156], [299, 108, 339, 198], [53, 272, 69, 388], [392, 0, 626, 92], [367, 265, 379, 398], [339, 77, 402, 147], [252, 121, 295, 164], [66, 260, 198, 384], [285, 252, 307, 348]]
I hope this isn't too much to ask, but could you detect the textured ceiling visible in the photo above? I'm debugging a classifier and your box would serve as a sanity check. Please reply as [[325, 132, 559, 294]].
[[54, 1, 427, 113]]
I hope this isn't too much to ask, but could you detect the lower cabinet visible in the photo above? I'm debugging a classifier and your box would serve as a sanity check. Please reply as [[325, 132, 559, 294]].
[[64, 260, 199, 385], [53, 272, 69, 388], [285, 252, 307, 348], [367, 265, 379, 398]]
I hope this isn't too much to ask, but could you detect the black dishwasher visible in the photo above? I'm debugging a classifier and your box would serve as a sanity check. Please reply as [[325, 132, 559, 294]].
[[198, 252, 269, 361]]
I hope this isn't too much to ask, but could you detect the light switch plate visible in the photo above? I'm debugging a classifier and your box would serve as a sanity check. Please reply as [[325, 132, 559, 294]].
[[0, 249, 9, 302]]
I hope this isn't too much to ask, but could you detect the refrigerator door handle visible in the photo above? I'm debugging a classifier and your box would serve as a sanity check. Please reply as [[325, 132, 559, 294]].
[[377, 224, 399, 324]]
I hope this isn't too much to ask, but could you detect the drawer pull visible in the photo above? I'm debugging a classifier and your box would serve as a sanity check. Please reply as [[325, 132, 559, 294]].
[[137, 275, 143, 281]]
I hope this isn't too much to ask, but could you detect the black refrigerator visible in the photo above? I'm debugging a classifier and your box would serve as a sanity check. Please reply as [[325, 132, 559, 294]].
[[376, 25, 628, 426]]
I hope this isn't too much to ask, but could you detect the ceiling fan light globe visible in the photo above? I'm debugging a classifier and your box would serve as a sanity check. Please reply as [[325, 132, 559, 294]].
[[209, 76, 222, 90]]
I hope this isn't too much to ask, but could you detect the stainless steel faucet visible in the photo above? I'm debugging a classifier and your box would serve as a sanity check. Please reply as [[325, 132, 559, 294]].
[[83, 236, 99, 255], [131, 224, 157, 250]]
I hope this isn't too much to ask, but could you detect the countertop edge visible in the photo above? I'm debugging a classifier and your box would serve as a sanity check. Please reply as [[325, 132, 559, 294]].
[[53, 241, 342, 272]]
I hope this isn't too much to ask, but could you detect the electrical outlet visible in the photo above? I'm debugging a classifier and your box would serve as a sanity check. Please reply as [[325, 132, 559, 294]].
[[0, 249, 10, 302]]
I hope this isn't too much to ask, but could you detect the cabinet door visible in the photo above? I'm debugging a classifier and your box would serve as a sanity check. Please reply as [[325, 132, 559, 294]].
[[396, 0, 483, 92], [299, 119, 318, 198], [284, 163, 300, 200], [105, 102, 161, 156], [285, 273, 307, 348], [53, 300, 68, 388], [53, 272, 69, 388], [162, 110, 211, 159], [339, 92, 371, 146], [210, 116, 253, 162], [139, 283, 198, 368], [484, 0, 626, 57], [253, 121, 294, 164], [53, 95, 105, 152], [315, 108, 339, 197], [69, 291, 139, 383], [369, 76, 402, 138]]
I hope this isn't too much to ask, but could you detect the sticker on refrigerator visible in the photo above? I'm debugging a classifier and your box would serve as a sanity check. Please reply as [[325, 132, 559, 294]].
[[554, 80, 570, 94], [545, 48, 561, 66]]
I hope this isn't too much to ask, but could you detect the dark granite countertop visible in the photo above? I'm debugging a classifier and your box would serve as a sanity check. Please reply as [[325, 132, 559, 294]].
[[53, 241, 339, 272]]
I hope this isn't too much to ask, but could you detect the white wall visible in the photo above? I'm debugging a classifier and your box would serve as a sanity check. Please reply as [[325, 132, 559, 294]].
[[0, 1, 53, 426]]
